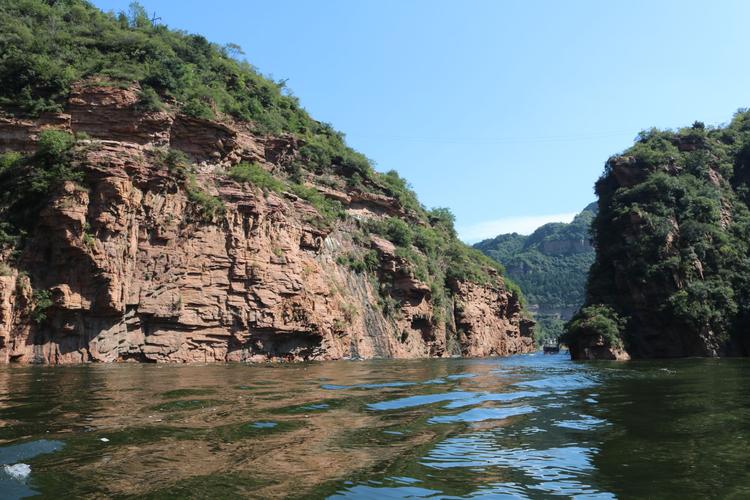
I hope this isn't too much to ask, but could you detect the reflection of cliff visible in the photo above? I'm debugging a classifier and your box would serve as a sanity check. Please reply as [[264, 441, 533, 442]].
[[3, 359, 496, 497], [590, 361, 750, 496]]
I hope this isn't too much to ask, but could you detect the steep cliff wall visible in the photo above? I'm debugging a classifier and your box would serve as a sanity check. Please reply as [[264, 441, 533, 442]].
[[0, 84, 533, 363], [566, 117, 750, 359]]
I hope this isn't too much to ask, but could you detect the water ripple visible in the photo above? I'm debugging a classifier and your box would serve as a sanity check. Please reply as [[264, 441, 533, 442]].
[[443, 390, 546, 409], [427, 405, 536, 424], [367, 391, 476, 411]]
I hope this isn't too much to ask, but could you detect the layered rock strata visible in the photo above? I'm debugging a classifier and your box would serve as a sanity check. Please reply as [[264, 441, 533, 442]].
[[0, 83, 533, 363]]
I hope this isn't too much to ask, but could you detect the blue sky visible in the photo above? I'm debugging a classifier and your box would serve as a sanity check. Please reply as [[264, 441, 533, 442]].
[[93, 0, 750, 241]]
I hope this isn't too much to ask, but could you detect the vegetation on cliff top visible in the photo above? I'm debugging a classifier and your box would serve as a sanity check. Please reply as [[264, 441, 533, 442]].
[[565, 113, 750, 356], [0, 0, 521, 322], [475, 204, 595, 344], [0, 0, 374, 180]]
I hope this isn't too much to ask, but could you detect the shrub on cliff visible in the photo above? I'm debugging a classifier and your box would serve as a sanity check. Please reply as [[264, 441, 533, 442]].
[[445, 241, 505, 285], [31, 289, 53, 324], [29, 130, 82, 193], [227, 163, 343, 225], [369, 217, 413, 247], [288, 183, 343, 225], [0, 130, 83, 248], [229, 163, 284, 193], [563, 305, 626, 349], [379, 170, 423, 214], [336, 250, 379, 274], [136, 87, 165, 112], [186, 179, 224, 222]]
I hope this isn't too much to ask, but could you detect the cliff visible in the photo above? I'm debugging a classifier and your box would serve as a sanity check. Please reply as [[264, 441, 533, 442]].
[[474, 204, 595, 344], [0, 82, 533, 364], [566, 117, 750, 359]]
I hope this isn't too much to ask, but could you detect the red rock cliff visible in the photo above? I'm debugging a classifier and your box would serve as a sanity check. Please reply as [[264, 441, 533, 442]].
[[0, 83, 533, 363]]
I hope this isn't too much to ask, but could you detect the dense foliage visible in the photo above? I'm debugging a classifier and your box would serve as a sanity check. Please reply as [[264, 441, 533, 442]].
[[0, 0, 519, 329], [475, 204, 595, 344], [563, 305, 625, 349], [566, 114, 750, 356], [0, 0, 374, 182], [2, 0, 300, 127], [0, 129, 84, 247]]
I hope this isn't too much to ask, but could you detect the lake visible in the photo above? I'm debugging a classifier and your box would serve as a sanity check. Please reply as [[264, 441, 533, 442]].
[[0, 352, 748, 498]]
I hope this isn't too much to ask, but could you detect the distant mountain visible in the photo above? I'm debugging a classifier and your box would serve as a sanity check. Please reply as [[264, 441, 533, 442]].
[[474, 204, 596, 343]]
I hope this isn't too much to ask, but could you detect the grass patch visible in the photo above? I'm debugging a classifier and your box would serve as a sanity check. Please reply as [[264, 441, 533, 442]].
[[229, 162, 284, 192]]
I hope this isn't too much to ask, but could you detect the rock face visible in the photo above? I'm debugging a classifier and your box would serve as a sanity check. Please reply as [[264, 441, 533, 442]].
[[0, 83, 533, 363]]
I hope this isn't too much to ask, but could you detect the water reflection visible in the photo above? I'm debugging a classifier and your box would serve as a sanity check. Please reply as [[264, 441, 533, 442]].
[[0, 354, 747, 498]]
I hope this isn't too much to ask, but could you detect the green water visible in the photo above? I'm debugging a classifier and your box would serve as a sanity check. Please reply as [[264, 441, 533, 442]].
[[0, 353, 749, 499]]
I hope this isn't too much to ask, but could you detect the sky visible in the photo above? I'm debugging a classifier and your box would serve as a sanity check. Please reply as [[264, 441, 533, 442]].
[[93, 0, 750, 241]]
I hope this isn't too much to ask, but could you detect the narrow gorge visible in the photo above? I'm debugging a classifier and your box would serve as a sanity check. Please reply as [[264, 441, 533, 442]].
[[474, 204, 596, 344]]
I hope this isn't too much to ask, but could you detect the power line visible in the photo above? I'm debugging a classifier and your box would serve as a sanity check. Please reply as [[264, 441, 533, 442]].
[[349, 130, 635, 145]]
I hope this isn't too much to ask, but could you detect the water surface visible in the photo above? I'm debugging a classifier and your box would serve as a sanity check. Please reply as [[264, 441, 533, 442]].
[[0, 353, 748, 498]]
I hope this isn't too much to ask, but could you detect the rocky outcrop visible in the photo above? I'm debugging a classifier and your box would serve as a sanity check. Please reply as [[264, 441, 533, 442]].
[[537, 238, 591, 256], [0, 83, 533, 364], [567, 333, 630, 361], [566, 121, 750, 359], [451, 279, 534, 357]]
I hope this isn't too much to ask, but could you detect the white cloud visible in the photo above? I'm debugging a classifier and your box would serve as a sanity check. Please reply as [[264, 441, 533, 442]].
[[459, 212, 578, 243]]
